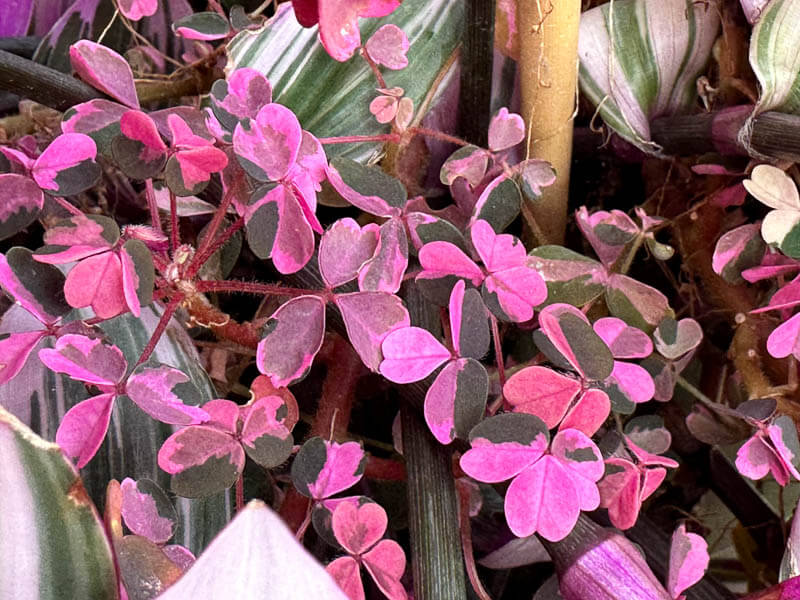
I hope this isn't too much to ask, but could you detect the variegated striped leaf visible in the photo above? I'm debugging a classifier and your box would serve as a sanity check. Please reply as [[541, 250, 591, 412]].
[[578, 0, 720, 154], [0, 405, 118, 600], [0, 304, 232, 555], [226, 0, 463, 162]]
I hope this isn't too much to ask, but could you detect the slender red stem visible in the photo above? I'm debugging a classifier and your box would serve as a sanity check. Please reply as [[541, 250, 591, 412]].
[[457, 480, 493, 600], [169, 188, 179, 253], [144, 179, 162, 233], [359, 46, 387, 88], [194, 187, 236, 263], [294, 504, 312, 541], [235, 474, 244, 512], [132, 297, 181, 369], [318, 133, 401, 145], [195, 279, 323, 298], [51, 196, 83, 216], [409, 126, 472, 147], [184, 216, 244, 281]]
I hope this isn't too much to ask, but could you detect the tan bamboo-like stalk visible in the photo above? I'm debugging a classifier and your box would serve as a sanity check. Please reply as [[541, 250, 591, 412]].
[[518, 0, 581, 245]]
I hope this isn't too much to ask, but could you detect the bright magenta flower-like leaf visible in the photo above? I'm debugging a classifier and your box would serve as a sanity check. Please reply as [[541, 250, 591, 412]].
[[39, 334, 127, 388], [69, 40, 140, 109], [767, 311, 800, 361], [291, 437, 366, 500], [209, 68, 273, 133], [326, 502, 407, 600], [487, 107, 525, 152], [256, 295, 326, 388], [364, 24, 409, 70], [667, 524, 709, 599], [30, 133, 101, 196], [234, 103, 302, 182], [126, 364, 210, 425], [113, 110, 168, 180], [379, 326, 451, 384], [735, 415, 800, 486], [165, 113, 228, 196]]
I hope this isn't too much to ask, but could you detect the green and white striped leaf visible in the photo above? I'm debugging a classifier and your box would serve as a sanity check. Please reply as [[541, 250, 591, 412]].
[[0, 304, 232, 555], [748, 0, 800, 116], [578, 0, 720, 154], [226, 0, 463, 162], [0, 405, 118, 600]]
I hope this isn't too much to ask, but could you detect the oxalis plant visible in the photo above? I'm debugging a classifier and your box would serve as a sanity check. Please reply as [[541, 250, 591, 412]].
[[6, 0, 800, 599]]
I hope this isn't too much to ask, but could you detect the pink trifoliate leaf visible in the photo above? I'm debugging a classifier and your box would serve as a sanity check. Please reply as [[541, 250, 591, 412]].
[[0, 330, 47, 385], [559, 388, 611, 437], [483, 265, 547, 323], [31, 133, 101, 196], [358, 217, 408, 293], [172, 12, 231, 40], [326, 157, 407, 218], [487, 107, 525, 152], [69, 41, 140, 109], [239, 395, 293, 469], [0, 247, 69, 325], [118, 0, 157, 20], [369, 95, 399, 124], [364, 24, 409, 70], [460, 413, 550, 483], [34, 214, 116, 264], [576, 206, 640, 268], [653, 317, 703, 360], [327, 556, 364, 600], [593, 317, 653, 359], [233, 103, 302, 182], [736, 432, 792, 486], [332, 501, 387, 555], [767, 312, 800, 360], [424, 358, 488, 445], [317, 0, 401, 62], [440, 145, 490, 187], [39, 334, 126, 386], [471, 219, 526, 272], [120, 478, 176, 544], [0, 174, 44, 241], [448, 280, 490, 360], [606, 361, 655, 405], [667, 524, 709, 599], [291, 437, 366, 500], [319, 218, 379, 288], [362, 539, 408, 600], [56, 392, 115, 468], [63, 250, 130, 319], [256, 296, 325, 388], [126, 365, 210, 425], [209, 68, 273, 132], [598, 459, 643, 530], [379, 326, 451, 384], [334, 292, 410, 372], [504, 365, 581, 429], [165, 116, 228, 195], [417, 241, 484, 287], [712, 223, 766, 285]]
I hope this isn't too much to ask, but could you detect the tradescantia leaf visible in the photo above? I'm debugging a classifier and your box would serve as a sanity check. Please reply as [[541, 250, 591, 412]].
[[226, 0, 463, 162], [0, 405, 118, 600], [577, 0, 720, 154]]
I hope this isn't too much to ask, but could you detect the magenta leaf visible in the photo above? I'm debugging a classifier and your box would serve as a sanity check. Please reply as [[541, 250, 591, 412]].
[[417, 241, 484, 304], [379, 326, 451, 384], [364, 24, 409, 69], [121, 238, 155, 314], [0, 174, 43, 241], [0, 247, 69, 324], [334, 291, 410, 371], [370, 93, 400, 124], [246, 184, 315, 274], [291, 437, 366, 500], [166, 146, 228, 197], [605, 273, 670, 333], [316, 0, 401, 62], [162, 545, 195, 571], [593, 317, 653, 359], [0, 0, 32, 36], [424, 358, 488, 445], [61, 99, 128, 156], [118, 0, 157, 20], [31, 133, 101, 196], [560, 388, 611, 436], [470, 175, 522, 234], [210, 68, 273, 133], [550, 428, 604, 502], [448, 280, 490, 360], [516, 159, 557, 199], [319, 218, 379, 288], [172, 11, 230, 40], [39, 334, 126, 387], [62, 250, 130, 319], [313, 496, 373, 547], [488, 107, 525, 152], [332, 501, 387, 555], [256, 295, 326, 388], [504, 365, 582, 429], [34, 214, 117, 264], [767, 312, 800, 360], [460, 413, 550, 483], [653, 317, 703, 360], [667, 524, 709, 599], [239, 395, 294, 469], [405, 211, 467, 252], [735, 429, 796, 486], [358, 217, 408, 293], [327, 157, 407, 217], [120, 478, 177, 544], [0, 330, 47, 385], [770, 416, 800, 481], [113, 110, 168, 180], [605, 361, 655, 406], [55, 392, 115, 468], [362, 539, 408, 600], [576, 206, 640, 268], [69, 40, 140, 109], [598, 458, 643, 530], [327, 555, 364, 600], [126, 364, 210, 425], [712, 223, 766, 284], [233, 103, 301, 182], [440, 145, 489, 187]]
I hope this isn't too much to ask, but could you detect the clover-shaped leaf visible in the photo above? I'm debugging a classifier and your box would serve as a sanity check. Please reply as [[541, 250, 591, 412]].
[[291, 437, 366, 501], [69, 40, 140, 109], [31, 133, 101, 196], [667, 524, 709, 599], [364, 24, 410, 70]]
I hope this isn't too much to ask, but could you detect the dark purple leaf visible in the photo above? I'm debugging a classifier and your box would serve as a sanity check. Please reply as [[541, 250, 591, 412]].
[[470, 175, 522, 233]]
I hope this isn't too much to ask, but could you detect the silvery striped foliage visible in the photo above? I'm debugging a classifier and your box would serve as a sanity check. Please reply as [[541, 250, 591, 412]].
[[578, 0, 720, 154]]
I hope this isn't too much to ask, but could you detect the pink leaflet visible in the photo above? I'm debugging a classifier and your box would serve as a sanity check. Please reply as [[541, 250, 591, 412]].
[[38, 334, 126, 386], [550, 428, 604, 492], [370, 95, 399, 124], [324, 162, 403, 218], [364, 24, 409, 70], [332, 501, 387, 555], [119, 246, 142, 318], [126, 365, 210, 425], [379, 326, 451, 384], [120, 110, 167, 156], [653, 318, 703, 360], [256, 295, 325, 388], [441, 147, 490, 187], [576, 206, 640, 268], [31, 133, 98, 193], [598, 458, 642, 530], [34, 214, 111, 264], [118, 0, 157, 20], [240, 395, 291, 446], [459, 435, 549, 484], [712, 223, 763, 279], [0, 330, 46, 385], [538, 303, 592, 375], [69, 41, 140, 109], [769, 417, 800, 481], [484, 265, 547, 323], [220, 68, 273, 122], [559, 388, 611, 437], [362, 539, 408, 600], [307, 440, 365, 500], [593, 317, 652, 359], [448, 280, 466, 356], [288, 131, 327, 225], [317, 0, 401, 62], [0, 253, 59, 325], [56, 392, 115, 468], [667, 524, 709, 599], [326, 556, 364, 600], [157, 425, 245, 475], [319, 218, 379, 288], [735, 433, 790, 485], [424, 358, 487, 445], [607, 361, 655, 404], [417, 242, 484, 286], [357, 217, 408, 293], [471, 219, 526, 272], [163, 545, 195, 571], [233, 103, 302, 182], [120, 478, 175, 544], [766, 312, 800, 360], [63, 250, 129, 319], [202, 399, 240, 433], [504, 366, 581, 429], [173, 146, 229, 190], [742, 252, 800, 283], [335, 291, 410, 372], [487, 108, 525, 152], [62, 100, 129, 140], [0, 174, 44, 236]]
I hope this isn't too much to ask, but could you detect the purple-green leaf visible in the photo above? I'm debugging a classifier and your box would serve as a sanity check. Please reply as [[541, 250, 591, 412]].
[[291, 437, 366, 500], [31, 133, 101, 196], [424, 357, 488, 445], [327, 157, 407, 217], [69, 40, 140, 109], [0, 174, 44, 241], [319, 218, 379, 289], [126, 364, 209, 425]]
